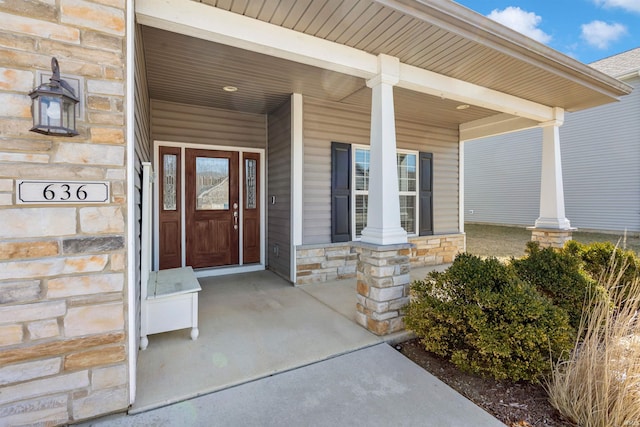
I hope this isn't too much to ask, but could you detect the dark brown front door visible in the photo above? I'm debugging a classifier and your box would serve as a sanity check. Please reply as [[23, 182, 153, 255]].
[[185, 149, 239, 268]]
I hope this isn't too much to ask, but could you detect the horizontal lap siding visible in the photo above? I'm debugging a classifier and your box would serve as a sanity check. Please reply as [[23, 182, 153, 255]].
[[134, 27, 151, 347], [303, 96, 460, 244], [267, 100, 292, 279], [464, 131, 542, 226], [395, 118, 459, 234], [150, 99, 267, 149], [561, 76, 640, 232], [303, 98, 370, 244], [465, 77, 640, 233]]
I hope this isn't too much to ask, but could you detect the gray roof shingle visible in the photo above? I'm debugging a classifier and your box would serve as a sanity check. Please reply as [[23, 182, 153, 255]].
[[590, 47, 640, 77]]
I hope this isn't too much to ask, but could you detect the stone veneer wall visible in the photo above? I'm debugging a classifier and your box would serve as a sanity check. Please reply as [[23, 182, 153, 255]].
[[296, 243, 358, 284], [408, 233, 465, 267], [295, 233, 465, 284], [0, 2, 129, 425], [530, 228, 574, 248]]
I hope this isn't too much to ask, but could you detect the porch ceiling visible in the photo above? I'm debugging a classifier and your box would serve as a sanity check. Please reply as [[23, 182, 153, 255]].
[[141, 25, 498, 127], [140, 0, 632, 128]]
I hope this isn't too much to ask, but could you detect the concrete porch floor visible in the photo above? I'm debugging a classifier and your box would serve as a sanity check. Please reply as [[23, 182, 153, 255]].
[[131, 270, 382, 414], [131, 266, 448, 413], [77, 265, 504, 426]]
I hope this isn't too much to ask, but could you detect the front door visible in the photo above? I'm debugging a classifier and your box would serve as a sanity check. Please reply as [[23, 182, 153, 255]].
[[185, 148, 239, 269]]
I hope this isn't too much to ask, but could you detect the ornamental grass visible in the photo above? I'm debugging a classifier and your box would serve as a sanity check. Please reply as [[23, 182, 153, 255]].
[[546, 257, 640, 427]]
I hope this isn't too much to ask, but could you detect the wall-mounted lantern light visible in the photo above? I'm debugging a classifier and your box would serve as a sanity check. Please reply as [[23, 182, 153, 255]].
[[29, 57, 79, 136]]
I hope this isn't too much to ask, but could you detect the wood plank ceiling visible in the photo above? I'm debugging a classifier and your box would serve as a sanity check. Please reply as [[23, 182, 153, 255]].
[[141, 0, 629, 127]]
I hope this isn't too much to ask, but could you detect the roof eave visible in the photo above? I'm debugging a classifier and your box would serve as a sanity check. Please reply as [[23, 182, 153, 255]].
[[375, 0, 633, 103]]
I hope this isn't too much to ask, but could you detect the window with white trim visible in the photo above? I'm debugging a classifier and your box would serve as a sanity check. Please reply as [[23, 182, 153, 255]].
[[352, 146, 418, 238]]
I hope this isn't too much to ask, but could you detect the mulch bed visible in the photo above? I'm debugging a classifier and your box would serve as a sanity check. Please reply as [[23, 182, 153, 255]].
[[397, 339, 573, 427]]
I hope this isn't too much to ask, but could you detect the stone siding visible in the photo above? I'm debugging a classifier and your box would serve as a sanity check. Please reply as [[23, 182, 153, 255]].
[[0, 1, 129, 425], [408, 233, 465, 267], [355, 243, 412, 335], [295, 243, 358, 284], [530, 228, 574, 248], [295, 234, 465, 285]]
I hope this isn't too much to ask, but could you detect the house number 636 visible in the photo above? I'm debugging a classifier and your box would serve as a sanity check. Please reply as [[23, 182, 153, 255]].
[[42, 183, 88, 201]]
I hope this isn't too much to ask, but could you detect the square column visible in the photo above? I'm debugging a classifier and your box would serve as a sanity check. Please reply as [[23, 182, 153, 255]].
[[531, 117, 575, 247], [360, 54, 407, 246]]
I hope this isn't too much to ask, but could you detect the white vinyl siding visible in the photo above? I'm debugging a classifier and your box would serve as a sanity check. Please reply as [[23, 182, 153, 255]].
[[303, 96, 460, 245], [150, 99, 267, 149], [464, 131, 542, 226], [267, 100, 292, 279], [465, 76, 640, 233]]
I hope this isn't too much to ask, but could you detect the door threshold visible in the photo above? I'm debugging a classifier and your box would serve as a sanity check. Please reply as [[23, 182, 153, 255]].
[[194, 264, 265, 279]]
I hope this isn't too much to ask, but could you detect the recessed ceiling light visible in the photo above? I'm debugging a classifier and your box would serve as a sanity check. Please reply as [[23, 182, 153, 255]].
[[456, 104, 470, 110], [223, 86, 238, 92]]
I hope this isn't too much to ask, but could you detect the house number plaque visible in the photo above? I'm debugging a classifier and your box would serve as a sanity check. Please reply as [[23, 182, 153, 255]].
[[17, 180, 110, 204]]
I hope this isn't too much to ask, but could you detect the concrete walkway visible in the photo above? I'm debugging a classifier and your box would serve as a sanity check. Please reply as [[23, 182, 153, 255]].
[[80, 343, 504, 427]]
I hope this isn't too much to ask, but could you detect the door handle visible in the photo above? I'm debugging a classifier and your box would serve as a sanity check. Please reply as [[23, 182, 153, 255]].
[[233, 210, 238, 230]]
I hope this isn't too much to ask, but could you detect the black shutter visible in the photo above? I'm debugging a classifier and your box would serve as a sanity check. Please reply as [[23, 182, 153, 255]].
[[419, 152, 433, 236], [331, 142, 351, 242]]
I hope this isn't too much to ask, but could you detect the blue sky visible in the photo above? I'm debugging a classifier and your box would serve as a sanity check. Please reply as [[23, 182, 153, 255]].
[[454, 0, 639, 64]]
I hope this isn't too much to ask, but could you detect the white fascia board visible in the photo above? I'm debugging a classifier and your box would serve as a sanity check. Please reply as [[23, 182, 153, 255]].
[[460, 113, 540, 141], [399, 63, 555, 123], [135, 0, 377, 79]]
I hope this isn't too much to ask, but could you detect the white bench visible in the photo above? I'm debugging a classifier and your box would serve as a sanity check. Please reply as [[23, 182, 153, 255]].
[[139, 162, 201, 350], [140, 266, 201, 350]]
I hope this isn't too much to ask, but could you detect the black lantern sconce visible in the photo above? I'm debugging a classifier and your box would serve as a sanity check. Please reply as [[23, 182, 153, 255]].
[[29, 57, 79, 137]]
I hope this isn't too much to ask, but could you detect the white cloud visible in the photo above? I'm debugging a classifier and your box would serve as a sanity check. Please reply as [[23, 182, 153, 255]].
[[594, 0, 640, 13], [486, 6, 552, 44], [580, 20, 628, 49]]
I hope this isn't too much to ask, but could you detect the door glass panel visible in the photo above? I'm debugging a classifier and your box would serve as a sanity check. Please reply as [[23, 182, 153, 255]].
[[245, 159, 257, 209], [163, 154, 177, 211], [195, 157, 229, 210]]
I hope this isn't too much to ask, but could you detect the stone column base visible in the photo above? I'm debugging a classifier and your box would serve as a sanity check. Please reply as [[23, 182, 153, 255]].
[[528, 227, 576, 249], [354, 242, 412, 336]]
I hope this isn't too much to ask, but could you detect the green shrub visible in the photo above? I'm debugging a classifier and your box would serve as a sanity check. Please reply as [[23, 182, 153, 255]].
[[565, 240, 639, 295], [405, 253, 573, 382], [512, 241, 598, 329]]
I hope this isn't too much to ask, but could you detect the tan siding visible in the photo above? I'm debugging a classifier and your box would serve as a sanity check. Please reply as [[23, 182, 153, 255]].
[[396, 118, 460, 234], [267, 100, 292, 279], [150, 99, 267, 149], [303, 96, 460, 244], [134, 25, 151, 345]]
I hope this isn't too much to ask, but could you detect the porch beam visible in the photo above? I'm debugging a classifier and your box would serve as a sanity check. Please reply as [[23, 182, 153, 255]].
[[135, 0, 377, 79], [399, 64, 555, 123], [136, 0, 558, 123], [460, 113, 540, 141]]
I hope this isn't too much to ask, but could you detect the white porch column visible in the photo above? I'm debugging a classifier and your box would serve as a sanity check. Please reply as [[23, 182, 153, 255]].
[[534, 122, 572, 230], [360, 54, 407, 245]]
